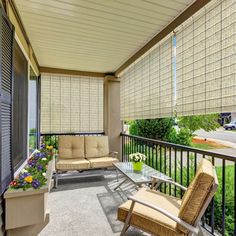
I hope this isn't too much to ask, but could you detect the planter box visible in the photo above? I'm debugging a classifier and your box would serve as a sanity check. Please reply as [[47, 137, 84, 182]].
[[4, 159, 54, 236]]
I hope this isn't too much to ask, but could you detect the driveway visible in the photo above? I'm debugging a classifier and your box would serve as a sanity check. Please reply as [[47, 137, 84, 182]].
[[195, 129, 236, 144]]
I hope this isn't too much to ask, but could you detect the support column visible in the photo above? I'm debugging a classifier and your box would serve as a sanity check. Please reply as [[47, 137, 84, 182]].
[[104, 75, 122, 159]]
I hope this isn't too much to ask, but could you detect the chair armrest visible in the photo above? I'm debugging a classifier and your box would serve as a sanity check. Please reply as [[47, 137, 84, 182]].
[[128, 196, 198, 235], [151, 176, 187, 192], [109, 151, 118, 158]]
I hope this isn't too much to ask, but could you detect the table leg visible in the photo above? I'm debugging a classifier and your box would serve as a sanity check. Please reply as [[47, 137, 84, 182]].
[[151, 180, 163, 190], [135, 184, 140, 191], [156, 181, 163, 189], [114, 178, 128, 191], [116, 169, 119, 182]]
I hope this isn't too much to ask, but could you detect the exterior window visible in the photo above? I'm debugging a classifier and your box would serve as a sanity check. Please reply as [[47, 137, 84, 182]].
[[12, 41, 28, 171], [28, 68, 38, 155]]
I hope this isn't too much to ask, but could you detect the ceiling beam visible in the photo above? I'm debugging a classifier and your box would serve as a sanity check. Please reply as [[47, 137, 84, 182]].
[[40, 67, 107, 78], [115, 0, 212, 76]]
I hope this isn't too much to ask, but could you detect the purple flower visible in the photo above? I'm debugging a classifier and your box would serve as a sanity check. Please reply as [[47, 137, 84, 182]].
[[19, 181, 27, 187], [19, 172, 30, 180], [37, 164, 43, 171], [34, 152, 41, 159], [28, 161, 36, 167], [35, 152, 45, 159], [31, 179, 40, 189], [40, 144, 46, 149], [39, 152, 46, 158]]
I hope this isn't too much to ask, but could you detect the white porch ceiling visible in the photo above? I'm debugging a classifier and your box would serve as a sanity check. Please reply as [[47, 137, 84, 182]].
[[14, 0, 195, 73]]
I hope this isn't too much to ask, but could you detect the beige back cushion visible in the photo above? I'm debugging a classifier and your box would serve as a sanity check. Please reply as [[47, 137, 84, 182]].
[[58, 136, 85, 159], [85, 136, 109, 158], [178, 159, 215, 232]]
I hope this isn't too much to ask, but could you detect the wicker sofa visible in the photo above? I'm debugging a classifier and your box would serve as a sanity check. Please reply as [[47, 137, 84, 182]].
[[55, 135, 118, 186]]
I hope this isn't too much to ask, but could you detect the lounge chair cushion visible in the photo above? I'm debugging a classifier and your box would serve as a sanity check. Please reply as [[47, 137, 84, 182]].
[[178, 159, 214, 233], [87, 157, 118, 168], [118, 188, 185, 236], [56, 158, 90, 170], [59, 136, 85, 159], [85, 136, 109, 158]]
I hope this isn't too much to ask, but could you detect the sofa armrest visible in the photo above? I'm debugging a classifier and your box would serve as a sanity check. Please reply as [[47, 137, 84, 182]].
[[109, 151, 118, 158]]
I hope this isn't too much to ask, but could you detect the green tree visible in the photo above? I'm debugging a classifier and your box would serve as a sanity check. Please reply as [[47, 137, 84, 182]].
[[178, 114, 220, 135]]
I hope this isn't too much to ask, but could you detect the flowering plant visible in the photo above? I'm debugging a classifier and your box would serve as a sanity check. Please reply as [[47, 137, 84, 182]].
[[129, 153, 147, 163], [9, 144, 54, 191]]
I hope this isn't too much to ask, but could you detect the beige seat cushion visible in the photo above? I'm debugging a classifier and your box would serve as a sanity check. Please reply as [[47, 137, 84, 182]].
[[56, 159, 90, 170], [178, 159, 215, 233], [87, 157, 118, 168], [59, 136, 85, 159], [118, 188, 185, 236], [85, 136, 109, 158]]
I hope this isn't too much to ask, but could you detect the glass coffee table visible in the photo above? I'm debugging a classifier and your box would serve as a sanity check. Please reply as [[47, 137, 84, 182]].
[[113, 162, 171, 190]]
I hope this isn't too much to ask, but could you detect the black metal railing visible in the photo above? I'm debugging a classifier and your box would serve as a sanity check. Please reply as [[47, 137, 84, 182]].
[[121, 133, 236, 236], [40, 132, 105, 153]]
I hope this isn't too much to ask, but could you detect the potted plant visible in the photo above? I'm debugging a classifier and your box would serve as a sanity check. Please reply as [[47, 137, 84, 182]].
[[129, 152, 147, 171], [4, 144, 55, 236]]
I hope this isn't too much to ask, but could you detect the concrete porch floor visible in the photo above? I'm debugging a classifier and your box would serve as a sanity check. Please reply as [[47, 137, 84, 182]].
[[39, 170, 148, 236], [39, 170, 211, 236]]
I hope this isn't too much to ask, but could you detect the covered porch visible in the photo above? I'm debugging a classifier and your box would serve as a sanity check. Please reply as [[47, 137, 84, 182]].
[[0, 0, 235, 236]]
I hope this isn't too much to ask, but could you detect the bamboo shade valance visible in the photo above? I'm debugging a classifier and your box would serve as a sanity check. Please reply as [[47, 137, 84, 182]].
[[41, 74, 104, 133]]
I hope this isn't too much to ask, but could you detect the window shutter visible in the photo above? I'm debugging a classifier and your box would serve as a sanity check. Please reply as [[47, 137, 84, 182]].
[[0, 8, 14, 194]]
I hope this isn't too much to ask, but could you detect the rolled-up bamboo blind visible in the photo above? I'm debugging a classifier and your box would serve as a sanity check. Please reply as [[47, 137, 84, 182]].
[[41, 74, 104, 133], [176, 0, 236, 116], [120, 35, 173, 120]]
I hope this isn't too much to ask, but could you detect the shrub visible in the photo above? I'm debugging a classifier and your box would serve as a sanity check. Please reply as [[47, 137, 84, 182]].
[[129, 121, 138, 136], [129, 118, 174, 141], [168, 128, 193, 146]]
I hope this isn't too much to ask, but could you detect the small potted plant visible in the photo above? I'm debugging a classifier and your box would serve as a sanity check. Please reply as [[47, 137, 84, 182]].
[[129, 152, 147, 171]]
